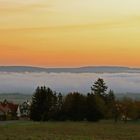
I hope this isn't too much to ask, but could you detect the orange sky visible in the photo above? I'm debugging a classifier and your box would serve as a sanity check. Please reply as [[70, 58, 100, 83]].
[[0, 0, 140, 67]]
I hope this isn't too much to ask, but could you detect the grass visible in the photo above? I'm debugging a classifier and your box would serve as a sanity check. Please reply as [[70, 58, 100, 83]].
[[0, 120, 140, 140]]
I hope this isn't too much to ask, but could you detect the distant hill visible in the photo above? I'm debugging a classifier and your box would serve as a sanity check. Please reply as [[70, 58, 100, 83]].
[[0, 66, 47, 73], [0, 93, 140, 104], [0, 93, 31, 104], [0, 66, 140, 73], [115, 93, 140, 101]]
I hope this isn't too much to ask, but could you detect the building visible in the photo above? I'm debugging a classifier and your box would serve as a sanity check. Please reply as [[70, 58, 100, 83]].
[[0, 100, 18, 120], [17, 100, 31, 120]]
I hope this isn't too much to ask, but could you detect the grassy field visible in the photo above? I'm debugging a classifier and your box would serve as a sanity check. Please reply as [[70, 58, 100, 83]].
[[0, 120, 140, 140]]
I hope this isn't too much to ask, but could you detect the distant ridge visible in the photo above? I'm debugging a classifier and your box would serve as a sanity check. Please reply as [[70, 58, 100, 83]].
[[0, 93, 140, 103], [0, 66, 47, 73], [0, 66, 140, 73]]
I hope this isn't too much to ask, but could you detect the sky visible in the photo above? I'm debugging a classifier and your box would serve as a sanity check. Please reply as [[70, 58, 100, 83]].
[[0, 0, 140, 67]]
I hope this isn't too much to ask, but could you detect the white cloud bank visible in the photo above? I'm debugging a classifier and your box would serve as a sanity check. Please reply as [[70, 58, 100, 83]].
[[0, 72, 140, 94]]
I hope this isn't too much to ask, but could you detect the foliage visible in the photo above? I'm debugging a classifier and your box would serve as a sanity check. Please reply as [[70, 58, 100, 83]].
[[86, 93, 104, 121], [91, 78, 108, 97], [30, 86, 57, 121], [62, 92, 86, 121], [30, 78, 140, 122]]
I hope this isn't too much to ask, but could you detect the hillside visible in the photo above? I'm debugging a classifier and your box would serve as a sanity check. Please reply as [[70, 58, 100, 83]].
[[0, 66, 140, 73], [0, 93, 140, 104], [0, 93, 31, 103]]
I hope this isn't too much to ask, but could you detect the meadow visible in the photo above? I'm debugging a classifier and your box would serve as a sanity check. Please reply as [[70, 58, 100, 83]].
[[0, 121, 140, 140]]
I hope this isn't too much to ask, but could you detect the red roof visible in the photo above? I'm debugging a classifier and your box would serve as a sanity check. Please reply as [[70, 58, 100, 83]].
[[0, 102, 18, 114]]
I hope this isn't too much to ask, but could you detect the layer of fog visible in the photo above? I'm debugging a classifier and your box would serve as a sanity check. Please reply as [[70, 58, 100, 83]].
[[0, 72, 140, 94]]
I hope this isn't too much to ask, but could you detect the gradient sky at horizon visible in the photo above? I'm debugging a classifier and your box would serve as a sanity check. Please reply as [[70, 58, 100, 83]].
[[0, 0, 140, 67]]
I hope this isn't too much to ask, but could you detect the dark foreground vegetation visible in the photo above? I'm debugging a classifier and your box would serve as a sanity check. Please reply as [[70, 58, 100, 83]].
[[0, 121, 140, 140], [30, 78, 140, 122]]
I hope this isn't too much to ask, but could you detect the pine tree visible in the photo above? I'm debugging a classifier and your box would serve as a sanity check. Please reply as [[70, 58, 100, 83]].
[[30, 86, 57, 121], [91, 78, 108, 98]]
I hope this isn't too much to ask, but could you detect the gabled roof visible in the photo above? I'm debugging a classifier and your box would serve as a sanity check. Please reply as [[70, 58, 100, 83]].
[[0, 102, 18, 114]]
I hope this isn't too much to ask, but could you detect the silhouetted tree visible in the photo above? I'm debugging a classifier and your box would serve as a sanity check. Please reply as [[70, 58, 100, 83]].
[[30, 86, 57, 121], [121, 97, 139, 123], [30, 86, 43, 121], [30, 79, 118, 122], [52, 92, 63, 121], [91, 78, 108, 98], [57, 93, 63, 111], [63, 92, 86, 121], [86, 93, 103, 121], [106, 90, 116, 118]]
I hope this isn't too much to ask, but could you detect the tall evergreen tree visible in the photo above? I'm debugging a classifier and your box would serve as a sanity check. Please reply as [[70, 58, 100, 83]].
[[91, 78, 108, 97], [90, 78, 109, 119], [30, 86, 44, 121], [30, 86, 57, 121]]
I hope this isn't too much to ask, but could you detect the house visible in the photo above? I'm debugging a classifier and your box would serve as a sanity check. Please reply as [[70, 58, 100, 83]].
[[0, 100, 18, 120], [17, 100, 31, 120]]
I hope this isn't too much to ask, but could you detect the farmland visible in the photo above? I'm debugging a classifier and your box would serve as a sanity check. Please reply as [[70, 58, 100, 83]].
[[0, 121, 140, 140]]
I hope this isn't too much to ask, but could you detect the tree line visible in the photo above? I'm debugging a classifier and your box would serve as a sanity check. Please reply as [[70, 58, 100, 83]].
[[30, 78, 140, 122]]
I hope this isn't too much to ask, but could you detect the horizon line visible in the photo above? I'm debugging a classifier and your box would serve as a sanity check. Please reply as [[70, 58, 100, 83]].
[[0, 65, 139, 69]]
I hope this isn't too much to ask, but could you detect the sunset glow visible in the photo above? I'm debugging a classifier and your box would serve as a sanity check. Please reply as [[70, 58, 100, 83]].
[[0, 0, 140, 67]]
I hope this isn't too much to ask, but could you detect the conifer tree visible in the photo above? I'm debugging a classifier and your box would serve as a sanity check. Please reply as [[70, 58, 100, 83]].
[[30, 86, 57, 121]]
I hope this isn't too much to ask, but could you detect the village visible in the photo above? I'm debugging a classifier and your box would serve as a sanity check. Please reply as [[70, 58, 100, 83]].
[[0, 99, 31, 121]]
